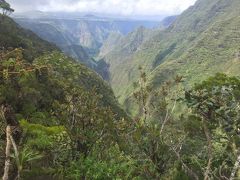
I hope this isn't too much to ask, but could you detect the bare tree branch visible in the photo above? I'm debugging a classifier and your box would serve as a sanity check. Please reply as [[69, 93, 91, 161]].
[[160, 98, 176, 135]]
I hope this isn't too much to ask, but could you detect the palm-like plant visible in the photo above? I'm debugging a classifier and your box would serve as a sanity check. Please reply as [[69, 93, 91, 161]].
[[11, 147, 43, 179]]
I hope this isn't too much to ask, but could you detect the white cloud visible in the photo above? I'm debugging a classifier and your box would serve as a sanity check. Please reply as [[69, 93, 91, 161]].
[[8, 0, 197, 16]]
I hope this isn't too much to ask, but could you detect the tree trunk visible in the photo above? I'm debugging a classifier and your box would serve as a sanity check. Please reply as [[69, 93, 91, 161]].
[[10, 133, 21, 180], [2, 125, 12, 180], [202, 118, 213, 180]]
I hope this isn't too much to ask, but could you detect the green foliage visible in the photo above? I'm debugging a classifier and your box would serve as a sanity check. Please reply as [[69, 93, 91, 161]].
[[185, 73, 240, 134], [11, 147, 43, 176], [2, 48, 240, 180], [0, 47, 129, 179], [62, 145, 141, 180], [0, 15, 58, 62], [20, 120, 65, 149], [126, 71, 188, 179], [182, 73, 240, 179]]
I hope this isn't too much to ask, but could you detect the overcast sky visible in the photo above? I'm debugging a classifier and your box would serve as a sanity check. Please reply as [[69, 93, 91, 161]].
[[8, 0, 197, 16]]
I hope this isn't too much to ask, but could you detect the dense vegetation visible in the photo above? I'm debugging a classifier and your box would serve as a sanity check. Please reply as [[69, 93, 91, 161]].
[[2, 49, 240, 179], [0, 48, 129, 179], [0, 15, 57, 62], [1, 0, 240, 179]]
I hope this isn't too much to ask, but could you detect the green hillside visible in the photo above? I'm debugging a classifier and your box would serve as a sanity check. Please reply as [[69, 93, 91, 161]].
[[0, 14, 58, 62], [0, 14, 130, 179], [98, 16, 177, 59], [101, 0, 240, 107], [13, 18, 97, 67], [0, 13, 127, 121], [100, 26, 159, 98], [98, 32, 124, 58], [150, 14, 240, 89]]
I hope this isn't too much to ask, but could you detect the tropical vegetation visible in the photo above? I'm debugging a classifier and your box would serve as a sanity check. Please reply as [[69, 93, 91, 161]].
[[1, 0, 240, 179]]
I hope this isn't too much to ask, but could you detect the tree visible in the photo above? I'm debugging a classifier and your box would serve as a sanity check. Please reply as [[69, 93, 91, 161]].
[[0, 48, 47, 179], [0, 0, 14, 16], [131, 68, 194, 178], [184, 73, 240, 179]]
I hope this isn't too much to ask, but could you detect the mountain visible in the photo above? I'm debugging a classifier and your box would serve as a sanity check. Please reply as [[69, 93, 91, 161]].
[[100, 0, 240, 109], [0, 14, 127, 119], [97, 15, 177, 83], [150, 0, 240, 88], [13, 14, 163, 79], [98, 32, 124, 58], [11, 17, 96, 67], [98, 15, 177, 59], [0, 14, 58, 62], [157, 15, 177, 28], [13, 15, 160, 58], [99, 26, 160, 87]]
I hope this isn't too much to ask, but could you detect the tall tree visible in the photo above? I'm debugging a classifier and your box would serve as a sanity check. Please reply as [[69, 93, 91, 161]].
[[0, 0, 14, 16]]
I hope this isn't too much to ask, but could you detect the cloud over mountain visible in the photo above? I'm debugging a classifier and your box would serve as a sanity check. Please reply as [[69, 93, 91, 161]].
[[8, 0, 196, 16]]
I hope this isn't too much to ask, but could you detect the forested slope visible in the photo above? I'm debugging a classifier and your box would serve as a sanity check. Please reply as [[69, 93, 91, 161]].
[[0, 14, 130, 179], [0, 15, 58, 62], [102, 0, 240, 106]]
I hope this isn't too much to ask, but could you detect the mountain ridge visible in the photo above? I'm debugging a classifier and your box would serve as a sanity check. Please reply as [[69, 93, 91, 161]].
[[0, 14, 58, 62], [100, 0, 240, 109], [14, 16, 160, 55]]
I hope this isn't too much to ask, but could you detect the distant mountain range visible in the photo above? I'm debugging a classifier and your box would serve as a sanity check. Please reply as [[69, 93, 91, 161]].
[[13, 11, 167, 21], [13, 12, 176, 80], [13, 13, 164, 56]]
